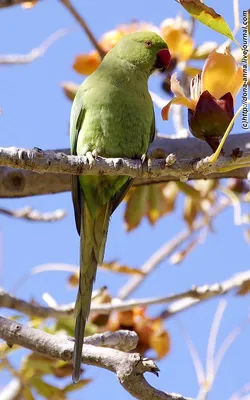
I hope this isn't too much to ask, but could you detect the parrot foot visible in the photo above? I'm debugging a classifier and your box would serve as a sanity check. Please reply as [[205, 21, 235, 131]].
[[141, 152, 152, 172], [86, 150, 99, 169]]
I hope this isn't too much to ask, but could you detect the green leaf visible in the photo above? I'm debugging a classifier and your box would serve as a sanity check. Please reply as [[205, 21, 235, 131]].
[[179, 0, 240, 46]]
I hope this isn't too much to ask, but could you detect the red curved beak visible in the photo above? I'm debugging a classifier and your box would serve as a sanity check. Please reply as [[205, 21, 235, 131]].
[[155, 49, 171, 70]]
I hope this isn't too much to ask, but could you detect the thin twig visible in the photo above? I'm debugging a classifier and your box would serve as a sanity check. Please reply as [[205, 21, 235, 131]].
[[118, 200, 227, 300], [0, 28, 69, 65], [0, 206, 66, 222], [2, 269, 250, 319], [59, 0, 105, 58]]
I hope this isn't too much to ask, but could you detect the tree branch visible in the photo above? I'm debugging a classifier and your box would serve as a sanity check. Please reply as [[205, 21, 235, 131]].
[[59, 0, 105, 59], [0, 137, 249, 181], [118, 201, 226, 299], [0, 206, 66, 222], [0, 28, 69, 65], [0, 316, 191, 400], [1, 134, 249, 198], [1, 269, 250, 320]]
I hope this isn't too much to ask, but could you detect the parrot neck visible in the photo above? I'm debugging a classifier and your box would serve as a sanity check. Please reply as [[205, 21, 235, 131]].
[[100, 53, 150, 84]]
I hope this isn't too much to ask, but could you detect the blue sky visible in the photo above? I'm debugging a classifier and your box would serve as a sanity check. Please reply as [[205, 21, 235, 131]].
[[0, 0, 250, 398]]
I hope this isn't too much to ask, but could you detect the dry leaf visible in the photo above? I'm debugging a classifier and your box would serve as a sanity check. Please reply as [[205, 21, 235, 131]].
[[124, 184, 178, 231], [237, 279, 250, 295], [61, 81, 79, 101], [68, 271, 79, 288], [170, 238, 199, 265], [100, 260, 144, 276], [22, 0, 37, 9], [109, 308, 170, 359], [183, 196, 199, 229], [149, 328, 170, 359]]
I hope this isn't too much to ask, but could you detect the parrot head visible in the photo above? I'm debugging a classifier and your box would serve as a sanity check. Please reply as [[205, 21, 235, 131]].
[[111, 31, 171, 74]]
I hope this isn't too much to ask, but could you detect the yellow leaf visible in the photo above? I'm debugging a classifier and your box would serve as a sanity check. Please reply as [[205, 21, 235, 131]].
[[183, 196, 199, 229], [176, 181, 202, 200], [179, 0, 239, 45], [124, 186, 149, 231], [100, 261, 145, 276]]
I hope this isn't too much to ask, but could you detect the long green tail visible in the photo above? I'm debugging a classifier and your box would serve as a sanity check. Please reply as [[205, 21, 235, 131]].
[[72, 201, 111, 383]]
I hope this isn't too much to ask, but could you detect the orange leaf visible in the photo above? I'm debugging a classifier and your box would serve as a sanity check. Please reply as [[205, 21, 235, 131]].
[[150, 329, 171, 359], [61, 82, 79, 101], [73, 51, 101, 76], [68, 272, 79, 288]]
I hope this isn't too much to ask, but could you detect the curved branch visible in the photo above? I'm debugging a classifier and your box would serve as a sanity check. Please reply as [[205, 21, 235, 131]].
[[0, 316, 191, 400], [1, 134, 249, 198]]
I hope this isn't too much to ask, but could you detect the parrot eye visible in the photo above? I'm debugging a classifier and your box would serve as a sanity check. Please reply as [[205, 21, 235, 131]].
[[144, 40, 152, 48]]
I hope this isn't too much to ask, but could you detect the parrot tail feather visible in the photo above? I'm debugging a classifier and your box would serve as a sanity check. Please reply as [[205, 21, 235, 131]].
[[72, 201, 111, 383]]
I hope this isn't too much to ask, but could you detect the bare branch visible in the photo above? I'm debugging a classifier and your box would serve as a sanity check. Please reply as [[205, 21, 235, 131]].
[[59, 0, 105, 58], [0, 316, 191, 400], [0, 206, 66, 222], [0, 29, 69, 65], [1, 134, 250, 198], [2, 269, 250, 319], [119, 201, 226, 299]]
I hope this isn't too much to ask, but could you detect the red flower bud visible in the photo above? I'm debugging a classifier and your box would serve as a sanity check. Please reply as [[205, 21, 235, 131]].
[[188, 91, 234, 151]]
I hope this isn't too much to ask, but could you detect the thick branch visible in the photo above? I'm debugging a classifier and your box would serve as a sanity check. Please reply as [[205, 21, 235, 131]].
[[0, 140, 249, 179], [1, 134, 249, 198], [0, 316, 191, 400], [1, 270, 249, 319]]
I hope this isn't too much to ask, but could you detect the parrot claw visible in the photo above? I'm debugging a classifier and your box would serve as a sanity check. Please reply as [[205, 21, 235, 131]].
[[86, 150, 99, 169], [141, 153, 152, 172]]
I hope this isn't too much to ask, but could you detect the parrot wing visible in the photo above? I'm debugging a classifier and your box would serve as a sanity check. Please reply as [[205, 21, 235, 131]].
[[71, 106, 86, 235]]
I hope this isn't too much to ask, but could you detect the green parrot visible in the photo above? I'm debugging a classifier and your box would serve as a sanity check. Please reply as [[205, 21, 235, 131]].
[[70, 31, 171, 383]]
